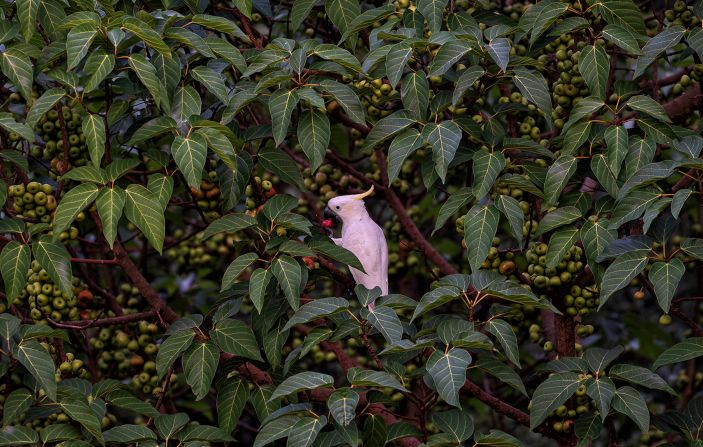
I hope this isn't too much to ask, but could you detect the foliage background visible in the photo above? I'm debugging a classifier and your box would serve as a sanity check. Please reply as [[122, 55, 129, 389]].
[[0, 0, 703, 446]]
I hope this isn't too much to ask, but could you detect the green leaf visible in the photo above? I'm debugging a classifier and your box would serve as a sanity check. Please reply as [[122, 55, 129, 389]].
[[464, 204, 500, 273], [626, 95, 670, 123], [307, 239, 365, 272], [128, 116, 176, 145], [3, 389, 33, 425], [599, 251, 649, 307], [546, 228, 579, 269], [124, 184, 166, 253], [165, 27, 216, 58], [221, 252, 258, 292], [485, 319, 520, 367], [653, 337, 703, 369], [269, 89, 299, 147], [105, 390, 159, 417], [387, 129, 423, 183], [604, 125, 628, 179], [474, 430, 522, 446], [183, 340, 220, 400], [648, 259, 684, 313], [83, 51, 115, 94], [524, 0, 568, 44], [171, 134, 207, 190], [453, 66, 484, 106], [426, 120, 462, 182], [270, 371, 334, 400], [0, 22, 19, 44], [0, 49, 33, 100], [25, 88, 64, 128], [618, 160, 680, 201], [202, 213, 257, 240], [95, 187, 125, 249], [433, 187, 472, 235], [512, 67, 552, 119], [401, 72, 429, 120], [155, 413, 189, 440], [590, 154, 619, 198], [258, 146, 305, 189], [564, 96, 605, 131], [608, 189, 660, 229], [348, 367, 408, 392], [298, 110, 330, 172], [0, 241, 30, 303], [283, 298, 349, 330], [156, 329, 195, 379], [487, 38, 510, 72], [338, 5, 395, 43], [561, 120, 592, 155], [529, 372, 582, 429], [193, 13, 246, 37], [363, 110, 416, 151], [217, 378, 249, 433], [608, 364, 676, 395], [433, 410, 474, 443], [494, 195, 524, 243], [0, 312, 20, 342], [602, 24, 642, 54], [40, 424, 81, 444], [253, 415, 299, 447], [611, 386, 649, 432], [681, 238, 703, 260], [79, 116, 105, 170], [122, 16, 171, 58], [172, 85, 201, 124], [272, 255, 302, 310], [287, 415, 326, 447], [128, 54, 168, 111], [411, 286, 461, 321], [578, 45, 609, 99], [536, 206, 582, 237], [586, 377, 616, 421], [17, 0, 40, 42], [428, 39, 473, 76], [325, 0, 360, 49], [594, 0, 646, 35], [320, 79, 366, 125], [476, 357, 527, 396], [417, 0, 449, 33], [32, 238, 72, 295], [249, 268, 272, 314], [13, 339, 57, 401], [386, 42, 413, 87], [191, 66, 229, 104], [103, 425, 156, 444], [472, 149, 506, 200], [60, 402, 96, 431], [328, 388, 359, 426], [291, 0, 316, 29], [361, 305, 403, 343], [0, 113, 34, 141], [633, 25, 685, 79], [66, 23, 97, 70], [0, 426, 39, 445], [426, 348, 471, 407], [210, 318, 262, 361], [543, 155, 577, 206], [52, 183, 100, 236], [314, 44, 361, 73], [147, 174, 173, 212]]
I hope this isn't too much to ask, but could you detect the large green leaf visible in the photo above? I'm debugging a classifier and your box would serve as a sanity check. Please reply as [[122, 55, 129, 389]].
[[463, 204, 499, 273], [328, 388, 359, 426], [0, 241, 30, 302], [534, 206, 581, 236], [363, 110, 416, 151], [66, 23, 97, 69], [124, 184, 165, 253], [183, 340, 220, 400], [433, 187, 472, 235], [586, 377, 616, 421], [171, 133, 207, 189], [608, 364, 676, 395], [271, 255, 302, 310], [611, 386, 649, 432], [0, 49, 33, 100], [599, 250, 649, 307], [122, 16, 171, 57], [426, 120, 462, 182], [95, 187, 125, 249], [17, 0, 40, 42], [52, 183, 99, 236], [270, 372, 334, 400], [512, 67, 552, 119], [217, 378, 249, 433], [387, 129, 423, 183], [128, 54, 168, 111], [221, 252, 258, 292], [32, 238, 73, 295], [653, 338, 703, 369], [320, 79, 365, 124], [487, 38, 510, 72], [103, 425, 156, 444], [530, 372, 582, 429], [485, 319, 520, 367], [433, 410, 474, 443], [361, 305, 403, 343], [472, 149, 505, 200], [156, 329, 195, 379], [417, 0, 449, 33], [191, 66, 229, 104], [269, 88, 299, 147], [633, 25, 685, 79], [453, 66, 484, 106], [428, 39, 473, 76], [283, 298, 349, 330], [386, 42, 413, 87], [401, 72, 429, 120], [546, 228, 579, 269], [594, 0, 646, 35], [288, 415, 326, 447], [494, 195, 524, 243], [13, 339, 57, 401], [578, 45, 609, 99], [2, 388, 33, 425], [210, 318, 262, 361], [83, 51, 115, 93], [648, 258, 684, 313], [58, 396, 104, 444], [543, 155, 577, 206], [297, 109, 330, 172], [604, 125, 628, 179], [426, 348, 471, 407], [25, 88, 64, 128]]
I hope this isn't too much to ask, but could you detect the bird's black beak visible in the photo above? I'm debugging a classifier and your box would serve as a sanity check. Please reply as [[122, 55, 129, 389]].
[[323, 207, 340, 224]]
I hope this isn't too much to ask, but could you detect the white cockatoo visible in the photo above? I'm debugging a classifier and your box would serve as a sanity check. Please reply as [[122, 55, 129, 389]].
[[324, 185, 388, 309]]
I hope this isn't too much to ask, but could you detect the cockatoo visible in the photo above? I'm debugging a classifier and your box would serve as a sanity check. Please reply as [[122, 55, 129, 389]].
[[324, 185, 388, 309]]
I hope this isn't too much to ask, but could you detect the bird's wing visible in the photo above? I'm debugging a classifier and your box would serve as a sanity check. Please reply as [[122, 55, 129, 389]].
[[343, 224, 388, 295]]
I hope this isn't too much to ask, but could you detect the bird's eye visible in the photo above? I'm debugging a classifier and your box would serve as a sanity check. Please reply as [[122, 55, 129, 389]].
[[335, 206, 340, 210]]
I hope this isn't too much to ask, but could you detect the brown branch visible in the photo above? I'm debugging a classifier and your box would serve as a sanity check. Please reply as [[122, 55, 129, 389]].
[[44, 310, 156, 329]]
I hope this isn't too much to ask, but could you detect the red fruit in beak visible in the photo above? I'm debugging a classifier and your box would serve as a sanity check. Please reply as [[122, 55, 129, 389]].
[[322, 219, 334, 228]]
